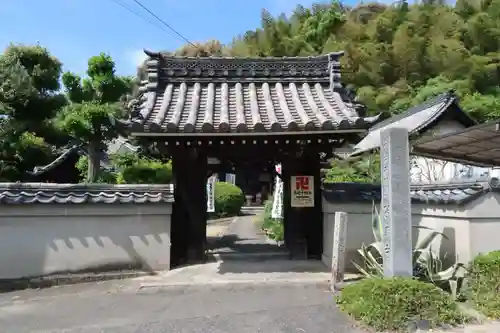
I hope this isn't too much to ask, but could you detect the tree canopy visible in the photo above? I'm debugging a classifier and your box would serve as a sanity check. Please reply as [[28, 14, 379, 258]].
[[1, 0, 500, 183]]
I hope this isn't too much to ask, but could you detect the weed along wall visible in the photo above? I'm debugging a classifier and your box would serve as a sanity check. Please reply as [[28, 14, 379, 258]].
[[0, 183, 174, 280], [322, 181, 500, 272]]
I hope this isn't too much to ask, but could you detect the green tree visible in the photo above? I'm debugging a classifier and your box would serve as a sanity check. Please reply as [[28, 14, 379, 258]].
[[57, 53, 133, 182], [0, 44, 67, 181]]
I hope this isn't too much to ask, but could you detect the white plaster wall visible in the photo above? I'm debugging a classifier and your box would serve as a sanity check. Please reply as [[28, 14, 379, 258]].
[[0, 204, 172, 279], [322, 194, 500, 272]]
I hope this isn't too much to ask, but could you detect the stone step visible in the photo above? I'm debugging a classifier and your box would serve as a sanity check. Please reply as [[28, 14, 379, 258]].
[[207, 251, 290, 262], [241, 206, 265, 215]]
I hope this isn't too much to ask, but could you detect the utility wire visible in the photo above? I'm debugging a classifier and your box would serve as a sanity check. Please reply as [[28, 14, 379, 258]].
[[109, 0, 195, 47], [109, 0, 177, 38], [129, 0, 196, 47]]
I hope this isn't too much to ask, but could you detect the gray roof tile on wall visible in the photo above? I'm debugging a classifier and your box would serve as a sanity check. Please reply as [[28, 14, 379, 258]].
[[0, 183, 174, 204], [129, 51, 383, 134], [322, 181, 490, 205]]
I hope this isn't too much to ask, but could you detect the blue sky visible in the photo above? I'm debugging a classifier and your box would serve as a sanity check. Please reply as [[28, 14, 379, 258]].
[[1, 0, 338, 77]]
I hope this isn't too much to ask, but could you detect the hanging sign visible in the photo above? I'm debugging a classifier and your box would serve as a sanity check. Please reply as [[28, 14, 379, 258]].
[[271, 164, 283, 219], [225, 173, 236, 185], [206, 176, 216, 212], [291, 175, 314, 207]]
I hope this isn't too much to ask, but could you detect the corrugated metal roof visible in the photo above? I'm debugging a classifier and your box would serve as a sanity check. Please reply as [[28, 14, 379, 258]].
[[413, 121, 500, 167], [129, 51, 383, 134], [0, 183, 174, 204]]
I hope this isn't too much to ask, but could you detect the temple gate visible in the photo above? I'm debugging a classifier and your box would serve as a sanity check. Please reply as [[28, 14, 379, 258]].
[[128, 50, 382, 266]]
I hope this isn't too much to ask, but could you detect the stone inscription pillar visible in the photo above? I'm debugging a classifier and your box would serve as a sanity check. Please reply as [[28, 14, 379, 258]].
[[330, 211, 347, 290], [380, 127, 412, 277]]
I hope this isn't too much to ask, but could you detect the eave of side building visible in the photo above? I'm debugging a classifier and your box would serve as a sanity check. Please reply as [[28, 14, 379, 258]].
[[352, 91, 478, 156]]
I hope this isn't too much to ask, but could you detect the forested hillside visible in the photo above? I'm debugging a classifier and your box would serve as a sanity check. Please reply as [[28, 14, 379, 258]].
[[1, 0, 499, 182], [171, 0, 500, 122]]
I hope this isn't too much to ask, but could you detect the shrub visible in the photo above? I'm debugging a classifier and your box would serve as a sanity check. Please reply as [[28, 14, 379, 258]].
[[259, 199, 284, 241], [324, 154, 380, 183], [76, 153, 173, 184], [337, 277, 468, 331], [469, 251, 500, 318], [116, 160, 172, 184], [354, 202, 467, 299], [214, 182, 245, 217]]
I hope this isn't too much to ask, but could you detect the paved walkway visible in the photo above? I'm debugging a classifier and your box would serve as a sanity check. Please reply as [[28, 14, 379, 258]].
[[207, 214, 288, 260], [140, 214, 331, 287], [136, 260, 331, 287], [0, 276, 366, 333], [433, 322, 500, 333]]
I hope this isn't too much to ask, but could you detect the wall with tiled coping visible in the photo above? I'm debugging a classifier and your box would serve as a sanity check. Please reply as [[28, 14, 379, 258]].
[[322, 181, 500, 272], [0, 183, 174, 279]]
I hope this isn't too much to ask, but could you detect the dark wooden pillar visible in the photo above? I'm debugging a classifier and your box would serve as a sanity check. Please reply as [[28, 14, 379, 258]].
[[282, 158, 299, 258], [282, 148, 323, 259], [302, 149, 323, 258], [171, 147, 208, 265]]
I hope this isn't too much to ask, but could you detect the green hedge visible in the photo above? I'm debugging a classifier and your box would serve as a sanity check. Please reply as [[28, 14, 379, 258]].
[[76, 154, 173, 184], [213, 181, 245, 218], [469, 250, 500, 318], [116, 160, 172, 184], [336, 277, 467, 331]]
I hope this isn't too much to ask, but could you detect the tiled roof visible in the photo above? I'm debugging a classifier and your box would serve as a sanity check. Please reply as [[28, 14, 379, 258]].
[[352, 91, 477, 155], [129, 50, 382, 134], [322, 181, 490, 205], [0, 183, 174, 204]]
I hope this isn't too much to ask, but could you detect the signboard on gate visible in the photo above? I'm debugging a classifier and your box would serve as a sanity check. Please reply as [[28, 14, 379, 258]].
[[291, 175, 314, 207], [206, 175, 216, 212]]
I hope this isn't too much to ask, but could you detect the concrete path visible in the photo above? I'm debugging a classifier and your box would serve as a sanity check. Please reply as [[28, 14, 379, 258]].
[[0, 278, 368, 333], [207, 214, 288, 260], [136, 260, 331, 288], [206, 217, 237, 238], [1, 278, 498, 333]]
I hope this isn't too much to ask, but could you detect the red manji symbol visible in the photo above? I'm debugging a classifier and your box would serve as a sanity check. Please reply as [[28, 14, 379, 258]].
[[295, 176, 309, 191]]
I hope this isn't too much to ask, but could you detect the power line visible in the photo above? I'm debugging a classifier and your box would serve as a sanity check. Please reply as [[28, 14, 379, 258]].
[[109, 0, 178, 39], [129, 0, 196, 47]]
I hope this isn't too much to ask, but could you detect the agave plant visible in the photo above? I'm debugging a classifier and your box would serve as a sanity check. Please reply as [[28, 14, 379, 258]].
[[353, 202, 468, 299]]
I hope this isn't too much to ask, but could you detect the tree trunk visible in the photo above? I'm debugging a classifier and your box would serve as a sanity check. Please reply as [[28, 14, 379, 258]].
[[87, 141, 101, 183]]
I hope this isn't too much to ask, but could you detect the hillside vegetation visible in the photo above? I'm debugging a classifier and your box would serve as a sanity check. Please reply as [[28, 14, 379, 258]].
[[170, 0, 500, 122]]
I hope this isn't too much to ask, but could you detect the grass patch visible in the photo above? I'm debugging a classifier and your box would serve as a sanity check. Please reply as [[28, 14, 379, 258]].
[[469, 250, 500, 319], [336, 277, 469, 332], [258, 199, 284, 242]]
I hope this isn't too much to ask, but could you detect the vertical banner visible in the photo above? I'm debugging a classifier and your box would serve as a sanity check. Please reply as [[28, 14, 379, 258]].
[[225, 173, 236, 185], [206, 175, 216, 213], [271, 164, 283, 219], [291, 175, 314, 207]]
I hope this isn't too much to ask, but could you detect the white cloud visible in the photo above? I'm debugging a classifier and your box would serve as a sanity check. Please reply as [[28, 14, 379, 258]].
[[128, 49, 149, 67]]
